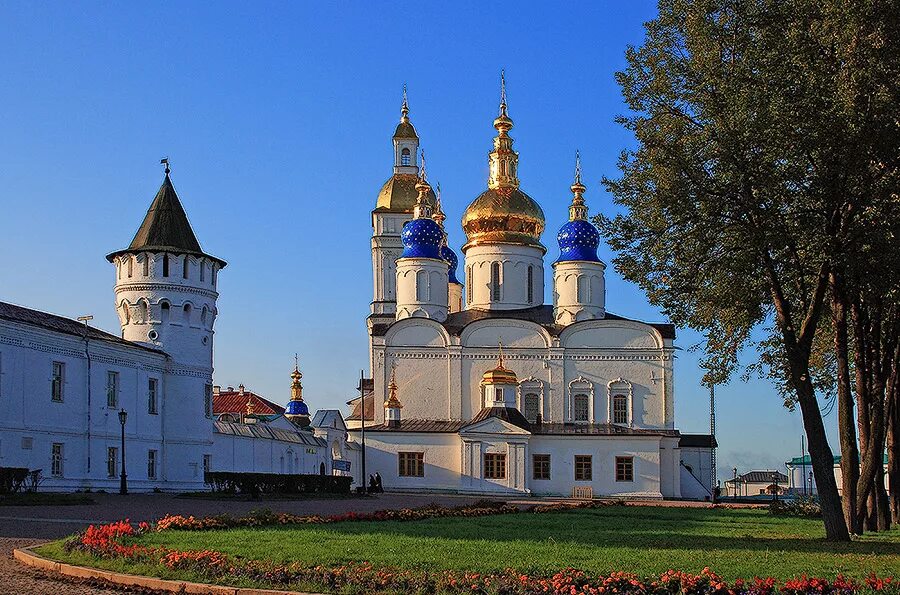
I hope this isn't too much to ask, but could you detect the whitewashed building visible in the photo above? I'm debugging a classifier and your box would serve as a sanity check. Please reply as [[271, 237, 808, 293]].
[[0, 168, 357, 491], [350, 81, 714, 498]]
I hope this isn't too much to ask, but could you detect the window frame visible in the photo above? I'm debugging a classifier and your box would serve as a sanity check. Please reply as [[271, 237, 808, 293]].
[[574, 454, 592, 481], [106, 371, 119, 408], [204, 384, 213, 418], [148, 449, 158, 480], [491, 262, 501, 302], [612, 394, 628, 425], [148, 377, 159, 415], [573, 393, 590, 423], [107, 446, 118, 478], [51, 361, 65, 402], [522, 392, 540, 423], [484, 453, 507, 479], [398, 452, 425, 477], [532, 454, 551, 480], [615, 456, 634, 482], [526, 265, 534, 304], [51, 443, 64, 477]]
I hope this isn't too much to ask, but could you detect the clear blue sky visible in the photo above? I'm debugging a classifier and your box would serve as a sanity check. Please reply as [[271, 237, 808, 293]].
[[0, 1, 835, 480]]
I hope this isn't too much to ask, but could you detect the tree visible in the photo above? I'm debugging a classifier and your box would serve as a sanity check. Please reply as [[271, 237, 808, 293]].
[[598, 0, 899, 540]]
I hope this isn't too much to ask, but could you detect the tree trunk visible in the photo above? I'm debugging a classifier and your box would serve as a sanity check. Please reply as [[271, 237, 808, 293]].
[[888, 391, 900, 524], [832, 274, 860, 533]]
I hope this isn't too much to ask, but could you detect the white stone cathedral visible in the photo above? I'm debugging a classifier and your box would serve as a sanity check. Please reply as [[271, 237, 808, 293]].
[[351, 80, 713, 498]]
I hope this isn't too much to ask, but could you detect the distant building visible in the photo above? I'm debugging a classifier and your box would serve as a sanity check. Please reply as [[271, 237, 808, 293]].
[[724, 470, 788, 497], [213, 384, 285, 423], [785, 454, 890, 496]]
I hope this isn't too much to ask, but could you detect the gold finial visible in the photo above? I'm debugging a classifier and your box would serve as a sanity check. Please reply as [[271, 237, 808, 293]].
[[498, 338, 505, 368], [385, 364, 403, 409], [290, 354, 303, 400], [160, 157, 170, 176], [246, 394, 256, 416], [499, 69, 507, 116], [401, 84, 409, 122], [434, 183, 446, 228], [413, 151, 433, 219], [569, 150, 588, 221]]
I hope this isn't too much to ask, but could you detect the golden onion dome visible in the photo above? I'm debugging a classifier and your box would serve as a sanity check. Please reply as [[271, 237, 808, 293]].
[[462, 187, 545, 249], [462, 71, 545, 251], [376, 174, 437, 213], [481, 342, 517, 385]]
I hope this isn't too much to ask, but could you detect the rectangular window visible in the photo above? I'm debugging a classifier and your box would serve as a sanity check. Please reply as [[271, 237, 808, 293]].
[[615, 456, 634, 482], [491, 262, 501, 301], [200, 262, 206, 282], [466, 266, 473, 304], [204, 384, 213, 418], [148, 449, 158, 479], [494, 387, 504, 402], [51, 361, 65, 402], [107, 446, 118, 478], [574, 455, 592, 481], [573, 394, 589, 422], [142, 257, 149, 276], [202, 454, 211, 475], [533, 454, 550, 480], [148, 378, 158, 414], [527, 266, 534, 304], [484, 453, 506, 479], [162, 253, 169, 277], [51, 443, 64, 477], [613, 395, 628, 424], [106, 371, 119, 408], [398, 452, 424, 477]]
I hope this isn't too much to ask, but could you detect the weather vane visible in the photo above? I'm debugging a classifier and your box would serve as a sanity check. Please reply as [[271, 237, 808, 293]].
[[160, 157, 170, 175]]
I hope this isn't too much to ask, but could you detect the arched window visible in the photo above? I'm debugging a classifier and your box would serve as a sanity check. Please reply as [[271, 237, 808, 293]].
[[491, 262, 501, 301], [527, 265, 534, 304], [127, 256, 133, 278], [466, 265, 473, 304], [138, 301, 148, 324], [523, 393, 539, 423], [416, 270, 428, 301], [200, 261, 206, 282], [212, 265, 218, 285], [401, 147, 411, 166], [160, 301, 170, 323], [201, 305, 208, 327], [183, 303, 192, 323], [183, 257, 190, 279], [142, 256, 149, 277], [612, 394, 628, 424], [121, 301, 130, 325], [577, 275, 590, 303], [573, 394, 589, 423], [162, 254, 170, 277]]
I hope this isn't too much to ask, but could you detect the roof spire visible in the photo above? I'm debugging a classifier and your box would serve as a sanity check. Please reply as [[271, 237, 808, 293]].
[[498, 338, 505, 369], [401, 84, 409, 122], [433, 183, 446, 228], [385, 363, 403, 409], [160, 157, 170, 176], [569, 150, 588, 221], [499, 69, 508, 117], [413, 150, 433, 219]]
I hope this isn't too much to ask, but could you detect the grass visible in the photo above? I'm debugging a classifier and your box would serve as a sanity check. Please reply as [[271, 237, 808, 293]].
[[35, 506, 900, 585]]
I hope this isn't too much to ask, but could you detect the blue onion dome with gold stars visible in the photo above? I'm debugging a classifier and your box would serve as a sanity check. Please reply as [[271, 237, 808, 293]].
[[285, 362, 310, 417], [556, 152, 601, 263], [400, 155, 444, 259]]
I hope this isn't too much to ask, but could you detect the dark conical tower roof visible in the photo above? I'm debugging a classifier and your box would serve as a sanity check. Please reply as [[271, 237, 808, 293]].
[[107, 172, 226, 266], [129, 174, 202, 253]]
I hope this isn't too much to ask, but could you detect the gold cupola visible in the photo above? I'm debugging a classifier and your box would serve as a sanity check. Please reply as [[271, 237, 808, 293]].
[[462, 72, 545, 252], [376, 85, 437, 213], [481, 341, 518, 386]]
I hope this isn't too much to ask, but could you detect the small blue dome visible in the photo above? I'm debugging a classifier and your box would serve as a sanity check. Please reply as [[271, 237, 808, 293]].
[[441, 245, 461, 284], [285, 400, 309, 416], [401, 218, 443, 259], [555, 219, 601, 263]]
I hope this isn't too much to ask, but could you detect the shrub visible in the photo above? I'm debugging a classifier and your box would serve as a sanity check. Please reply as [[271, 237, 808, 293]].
[[203, 471, 352, 495], [771, 496, 822, 518], [0, 467, 30, 494]]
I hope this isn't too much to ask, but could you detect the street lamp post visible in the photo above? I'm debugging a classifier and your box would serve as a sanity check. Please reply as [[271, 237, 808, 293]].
[[118, 408, 128, 495], [808, 470, 814, 496]]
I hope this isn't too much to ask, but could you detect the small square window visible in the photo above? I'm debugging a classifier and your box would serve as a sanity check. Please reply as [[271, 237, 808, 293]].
[[532, 454, 550, 480], [398, 452, 424, 477], [574, 455, 592, 481], [616, 456, 634, 482]]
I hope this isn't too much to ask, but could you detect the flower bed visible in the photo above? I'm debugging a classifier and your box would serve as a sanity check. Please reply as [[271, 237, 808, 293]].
[[60, 502, 899, 595]]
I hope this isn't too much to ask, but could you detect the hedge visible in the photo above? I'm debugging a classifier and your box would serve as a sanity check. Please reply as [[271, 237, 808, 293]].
[[203, 471, 352, 495]]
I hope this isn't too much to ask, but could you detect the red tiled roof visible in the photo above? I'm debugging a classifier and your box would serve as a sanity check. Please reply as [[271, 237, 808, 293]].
[[213, 391, 285, 416], [346, 391, 375, 421]]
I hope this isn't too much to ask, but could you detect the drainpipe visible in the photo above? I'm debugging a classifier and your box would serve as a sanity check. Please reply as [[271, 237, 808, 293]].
[[77, 316, 94, 475]]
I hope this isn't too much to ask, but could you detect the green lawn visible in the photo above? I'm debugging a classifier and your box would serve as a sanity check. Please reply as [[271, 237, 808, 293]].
[[41, 506, 900, 582]]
